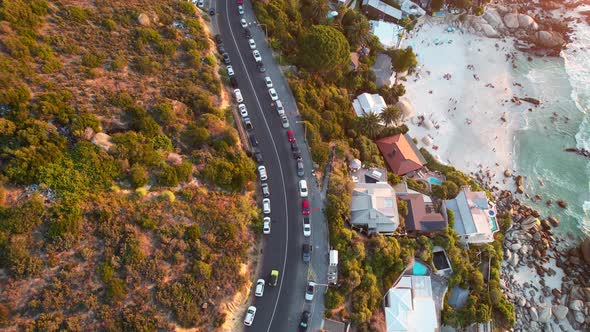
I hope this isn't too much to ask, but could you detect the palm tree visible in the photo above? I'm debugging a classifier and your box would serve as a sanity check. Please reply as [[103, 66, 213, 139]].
[[357, 112, 382, 139], [307, 0, 329, 24], [380, 105, 403, 127]]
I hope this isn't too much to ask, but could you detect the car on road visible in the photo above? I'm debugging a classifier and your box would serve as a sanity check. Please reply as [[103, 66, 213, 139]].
[[257, 62, 266, 73], [302, 199, 310, 215], [254, 150, 263, 163], [262, 198, 271, 214], [214, 34, 223, 44], [258, 165, 267, 181], [269, 270, 279, 286], [280, 115, 290, 128], [240, 18, 248, 28], [287, 130, 295, 142], [252, 50, 262, 62], [244, 27, 252, 38], [297, 158, 304, 177], [303, 217, 311, 237], [249, 133, 258, 147], [299, 179, 308, 198], [222, 52, 230, 64], [299, 311, 311, 330], [248, 38, 256, 50], [261, 182, 270, 197], [217, 45, 226, 55], [234, 89, 243, 102], [197, 0, 204, 8], [244, 306, 256, 326], [305, 282, 315, 301], [255, 279, 265, 297], [238, 5, 244, 15], [238, 103, 248, 117], [302, 244, 312, 263], [244, 117, 253, 131], [237, 0, 244, 4], [275, 100, 285, 116], [268, 88, 278, 101], [263, 217, 271, 234], [226, 65, 234, 76], [230, 76, 238, 88], [292, 142, 301, 159], [209, 7, 215, 16], [264, 76, 273, 88]]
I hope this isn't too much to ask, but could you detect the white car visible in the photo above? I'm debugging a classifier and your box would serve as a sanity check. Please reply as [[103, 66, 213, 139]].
[[196, 0, 204, 8], [234, 89, 243, 103], [268, 88, 278, 101], [255, 279, 265, 297], [263, 217, 271, 234], [280, 114, 290, 128], [303, 217, 311, 237], [248, 38, 256, 50], [238, 5, 244, 15], [305, 282, 315, 301], [258, 165, 267, 181], [244, 306, 257, 326], [299, 179, 308, 198], [240, 18, 248, 28], [226, 65, 234, 76], [264, 76, 273, 88], [275, 100, 285, 116], [253, 50, 262, 62], [262, 198, 271, 214], [238, 103, 248, 117]]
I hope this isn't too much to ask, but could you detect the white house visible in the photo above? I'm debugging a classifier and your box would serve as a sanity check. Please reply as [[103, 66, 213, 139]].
[[352, 93, 387, 118], [384, 275, 438, 332], [443, 187, 500, 244]]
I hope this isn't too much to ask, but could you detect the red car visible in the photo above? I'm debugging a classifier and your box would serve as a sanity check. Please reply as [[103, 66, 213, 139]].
[[237, 0, 243, 4], [287, 130, 296, 143], [302, 199, 310, 215]]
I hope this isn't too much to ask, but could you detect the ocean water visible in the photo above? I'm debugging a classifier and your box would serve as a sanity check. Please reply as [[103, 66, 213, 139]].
[[513, 14, 590, 240]]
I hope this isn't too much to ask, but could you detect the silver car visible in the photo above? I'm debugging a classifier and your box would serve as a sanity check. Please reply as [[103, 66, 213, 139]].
[[297, 158, 304, 177]]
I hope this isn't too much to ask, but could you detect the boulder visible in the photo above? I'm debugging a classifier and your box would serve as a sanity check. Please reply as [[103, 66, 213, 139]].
[[574, 310, 585, 323], [516, 175, 524, 186], [517, 185, 525, 194], [537, 304, 552, 323], [535, 31, 565, 48], [517, 14, 536, 29], [91, 133, 113, 151], [509, 252, 520, 267], [569, 299, 584, 311], [138, 13, 151, 27], [552, 305, 568, 320], [504, 169, 513, 177], [483, 8, 504, 28], [481, 24, 500, 38], [557, 200, 567, 208], [503, 13, 520, 29], [548, 216, 560, 227], [166, 153, 183, 166], [521, 216, 539, 230], [511, 242, 522, 251], [540, 219, 551, 230], [529, 306, 539, 321]]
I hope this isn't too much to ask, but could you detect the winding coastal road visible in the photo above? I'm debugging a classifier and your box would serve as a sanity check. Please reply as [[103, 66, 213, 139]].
[[211, 0, 329, 331]]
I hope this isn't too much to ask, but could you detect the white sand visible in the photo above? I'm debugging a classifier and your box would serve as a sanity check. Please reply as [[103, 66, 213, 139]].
[[402, 20, 532, 186]]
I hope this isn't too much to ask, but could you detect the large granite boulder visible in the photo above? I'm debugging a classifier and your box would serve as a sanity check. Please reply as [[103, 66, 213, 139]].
[[482, 24, 500, 38], [535, 31, 564, 48], [537, 305, 552, 323], [483, 8, 505, 29], [503, 13, 520, 29], [138, 13, 151, 27], [552, 305, 568, 320], [529, 306, 539, 321], [569, 299, 584, 311], [517, 14, 537, 30], [92, 133, 113, 151]]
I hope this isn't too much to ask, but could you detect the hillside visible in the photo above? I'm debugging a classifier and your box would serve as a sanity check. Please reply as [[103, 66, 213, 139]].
[[0, 0, 257, 330]]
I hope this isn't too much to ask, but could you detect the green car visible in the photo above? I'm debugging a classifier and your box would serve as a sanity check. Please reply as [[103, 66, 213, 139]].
[[269, 270, 279, 286]]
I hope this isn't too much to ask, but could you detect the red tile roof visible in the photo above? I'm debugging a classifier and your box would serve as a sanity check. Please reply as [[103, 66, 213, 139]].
[[376, 133, 426, 175]]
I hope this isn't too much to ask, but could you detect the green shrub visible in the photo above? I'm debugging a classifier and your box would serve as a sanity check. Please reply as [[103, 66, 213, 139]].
[[160, 190, 175, 202], [106, 277, 126, 302], [66, 6, 88, 23], [178, 1, 196, 16], [81, 52, 105, 68], [110, 53, 127, 71], [129, 164, 148, 188], [102, 18, 117, 31], [133, 56, 161, 75], [157, 164, 179, 187]]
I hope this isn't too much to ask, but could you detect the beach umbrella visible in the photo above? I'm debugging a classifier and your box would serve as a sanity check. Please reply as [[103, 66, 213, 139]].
[[423, 119, 434, 129], [422, 136, 433, 146], [396, 97, 415, 121]]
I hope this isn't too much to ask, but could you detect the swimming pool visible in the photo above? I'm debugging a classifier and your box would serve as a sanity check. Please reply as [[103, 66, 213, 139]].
[[490, 216, 498, 232], [413, 261, 429, 276], [427, 177, 443, 185]]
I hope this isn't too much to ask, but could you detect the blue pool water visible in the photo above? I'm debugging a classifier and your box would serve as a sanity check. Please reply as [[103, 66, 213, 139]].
[[490, 216, 498, 232], [428, 177, 443, 185], [413, 261, 428, 275]]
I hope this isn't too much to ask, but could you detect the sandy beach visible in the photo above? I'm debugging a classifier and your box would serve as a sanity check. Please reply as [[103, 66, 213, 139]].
[[402, 20, 535, 188]]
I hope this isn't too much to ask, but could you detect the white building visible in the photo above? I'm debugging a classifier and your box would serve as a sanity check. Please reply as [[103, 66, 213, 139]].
[[352, 93, 387, 118], [369, 20, 405, 49], [384, 275, 438, 332], [350, 182, 400, 235]]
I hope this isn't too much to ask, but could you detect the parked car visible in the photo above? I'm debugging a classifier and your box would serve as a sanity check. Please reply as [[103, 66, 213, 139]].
[[237, 0, 244, 4], [214, 34, 223, 44], [222, 52, 231, 64], [226, 65, 234, 76], [238, 103, 248, 117], [264, 76, 273, 88], [254, 149, 263, 163], [301, 199, 310, 215], [305, 282, 315, 301], [261, 182, 270, 198], [238, 5, 244, 15], [287, 130, 295, 142], [249, 133, 258, 147], [197, 0, 204, 8], [240, 18, 248, 28], [244, 117, 253, 131], [209, 7, 215, 15], [299, 179, 308, 198], [255, 279, 265, 297], [244, 27, 252, 38], [268, 88, 278, 101], [302, 244, 312, 263], [292, 143, 301, 159], [257, 62, 266, 73], [303, 217, 311, 237], [234, 89, 243, 102], [258, 165, 267, 181], [299, 311, 311, 330], [217, 45, 226, 54], [275, 100, 285, 116], [281, 115, 289, 128], [252, 50, 262, 62], [262, 198, 271, 214], [269, 270, 279, 286], [244, 306, 256, 326], [297, 158, 304, 177], [230, 76, 238, 88], [248, 38, 256, 50], [263, 217, 271, 234]]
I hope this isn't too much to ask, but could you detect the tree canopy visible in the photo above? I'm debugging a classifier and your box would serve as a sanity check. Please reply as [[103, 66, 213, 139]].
[[297, 25, 351, 73], [388, 47, 418, 74]]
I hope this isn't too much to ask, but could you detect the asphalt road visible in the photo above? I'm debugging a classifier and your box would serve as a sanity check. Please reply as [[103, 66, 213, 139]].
[[211, 0, 329, 331]]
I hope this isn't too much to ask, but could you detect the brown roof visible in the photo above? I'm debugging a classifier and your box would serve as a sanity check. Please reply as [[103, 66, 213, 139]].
[[399, 193, 446, 232], [376, 133, 426, 175]]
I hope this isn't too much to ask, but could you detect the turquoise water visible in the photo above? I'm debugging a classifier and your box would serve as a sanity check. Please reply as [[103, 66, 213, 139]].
[[428, 177, 443, 185], [490, 216, 498, 232], [413, 261, 428, 275]]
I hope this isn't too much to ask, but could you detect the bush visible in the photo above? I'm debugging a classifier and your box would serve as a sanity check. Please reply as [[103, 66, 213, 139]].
[[157, 164, 179, 187], [81, 52, 105, 68], [66, 6, 88, 23], [129, 164, 148, 188], [102, 18, 117, 31], [133, 56, 161, 75]]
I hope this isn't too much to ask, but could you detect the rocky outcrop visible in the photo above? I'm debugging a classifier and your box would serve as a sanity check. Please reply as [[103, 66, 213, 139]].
[[91, 133, 113, 151], [517, 14, 536, 30], [503, 13, 520, 29], [138, 13, 151, 26], [552, 305, 568, 320], [537, 305, 552, 323], [535, 30, 564, 48]]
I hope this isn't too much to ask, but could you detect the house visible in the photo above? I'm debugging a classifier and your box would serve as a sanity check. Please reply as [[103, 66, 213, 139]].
[[397, 191, 446, 234], [352, 92, 387, 119], [399, 0, 426, 18], [372, 53, 394, 88], [369, 20, 405, 49], [351, 182, 400, 235], [376, 133, 426, 176], [443, 187, 500, 244], [384, 275, 438, 332], [350, 164, 388, 184], [362, 0, 402, 23]]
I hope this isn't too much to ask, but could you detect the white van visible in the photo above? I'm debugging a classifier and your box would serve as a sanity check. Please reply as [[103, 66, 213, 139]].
[[234, 89, 243, 103], [299, 179, 308, 198], [275, 100, 285, 116]]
